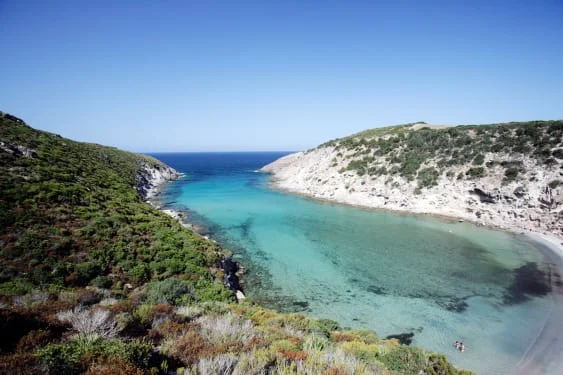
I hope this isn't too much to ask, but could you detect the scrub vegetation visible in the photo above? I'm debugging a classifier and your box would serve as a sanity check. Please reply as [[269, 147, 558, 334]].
[[322, 120, 563, 190], [0, 113, 472, 374]]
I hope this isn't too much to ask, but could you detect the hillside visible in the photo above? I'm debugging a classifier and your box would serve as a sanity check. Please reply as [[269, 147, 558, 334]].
[[0, 113, 472, 374], [262, 121, 563, 237]]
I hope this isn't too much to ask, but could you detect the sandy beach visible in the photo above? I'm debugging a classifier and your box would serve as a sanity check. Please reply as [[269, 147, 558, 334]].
[[512, 232, 563, 375]]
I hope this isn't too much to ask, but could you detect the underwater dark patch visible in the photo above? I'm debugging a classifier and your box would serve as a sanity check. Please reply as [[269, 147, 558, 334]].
[[503, 262, 552, 305], [366, 285, 386, 295], [256, 296, 311, 313], [436, 297, 469, 313], [386, 332, 415, 345], [292, 301, 309, 309]]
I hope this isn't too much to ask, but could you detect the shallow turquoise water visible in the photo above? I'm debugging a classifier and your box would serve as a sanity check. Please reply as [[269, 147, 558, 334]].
[[153, 152, 555, 375]]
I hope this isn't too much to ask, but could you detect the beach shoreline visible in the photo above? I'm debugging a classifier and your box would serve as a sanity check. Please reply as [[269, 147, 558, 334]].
[[143, 161, 563, 374], [265, 172, 563, 241], [265, 175, 563, 375], [512, 231, 563, 375]]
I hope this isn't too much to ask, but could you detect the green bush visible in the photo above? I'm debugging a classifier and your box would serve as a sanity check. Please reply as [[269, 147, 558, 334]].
[[472, 154, 485, 165], [36, 337, 152, 372], [465, 167, 485, 178], [90, 276, 112, 289], [504, 168, 519, 181], [145, 278, 195, 305], [417, 167, 439, 189], [312, 318, 340, 337]]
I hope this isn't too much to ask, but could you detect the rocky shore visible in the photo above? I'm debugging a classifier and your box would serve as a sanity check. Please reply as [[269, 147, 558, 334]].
[[137, 161, 183, 201], [261, 148, 563, 238], [261, 138, 563, 374], [137, 162, 246, 300]]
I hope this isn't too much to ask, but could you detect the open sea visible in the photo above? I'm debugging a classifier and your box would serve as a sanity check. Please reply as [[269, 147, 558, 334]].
[[150, 152, 555, 375]]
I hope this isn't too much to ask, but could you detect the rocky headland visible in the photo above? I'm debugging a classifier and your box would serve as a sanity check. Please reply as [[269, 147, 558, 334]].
[[262, 121, 563, 238]]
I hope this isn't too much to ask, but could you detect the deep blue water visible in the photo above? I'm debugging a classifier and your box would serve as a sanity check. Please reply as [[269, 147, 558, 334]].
[[150, 152, 554, 375]]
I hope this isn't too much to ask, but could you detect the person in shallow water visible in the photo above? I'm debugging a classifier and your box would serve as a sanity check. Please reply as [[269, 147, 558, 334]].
[[454, 341, 460, 349], [459, 342, 465, 352]]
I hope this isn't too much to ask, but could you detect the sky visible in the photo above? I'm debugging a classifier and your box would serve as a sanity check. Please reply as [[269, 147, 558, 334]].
[[0, 0, 562, 152]]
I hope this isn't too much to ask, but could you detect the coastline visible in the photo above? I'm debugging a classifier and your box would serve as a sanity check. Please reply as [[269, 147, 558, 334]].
[[265, 175, 563, 375], [512, 231, 563, 375], [143, 158, 563, 373], [140, 164, 246, 300], [260, 147, 562, 239]]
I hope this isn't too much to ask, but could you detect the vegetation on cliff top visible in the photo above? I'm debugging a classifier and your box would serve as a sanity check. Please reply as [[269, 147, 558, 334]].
[[321, 120, 562, 191], [0, 113, 472, 374]]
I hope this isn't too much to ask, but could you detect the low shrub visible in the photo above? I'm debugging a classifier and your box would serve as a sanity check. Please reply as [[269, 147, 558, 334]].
[[504, 167, 519, 181], [16, 329, 53, 353], [465, 167, 485, 178], [197, 315, 258, 345], [0, 353, 40, 374], [312, 318, 340, 337], [145, 279, 195, 306], [36, 337, 153, 372], [90, 276, 112, 289], [56, 306, 119, 338]]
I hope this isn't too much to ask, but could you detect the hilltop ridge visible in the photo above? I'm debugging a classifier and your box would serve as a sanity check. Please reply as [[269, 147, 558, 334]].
[[262, 120, 563, 237]]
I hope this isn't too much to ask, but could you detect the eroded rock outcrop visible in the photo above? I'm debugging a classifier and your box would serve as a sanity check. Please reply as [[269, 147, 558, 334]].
[[136, 162, 182, 199], [261, 122, 563, 237]]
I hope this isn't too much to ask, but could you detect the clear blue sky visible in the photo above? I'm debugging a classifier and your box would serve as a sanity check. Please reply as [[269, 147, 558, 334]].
[[1, 0, 562, 151]]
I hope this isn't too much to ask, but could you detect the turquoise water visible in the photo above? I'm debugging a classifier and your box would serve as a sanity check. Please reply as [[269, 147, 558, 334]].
[[152, 152, 555, 375]]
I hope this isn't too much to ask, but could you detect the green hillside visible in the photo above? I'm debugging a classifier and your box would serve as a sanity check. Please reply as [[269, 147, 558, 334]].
[[0, 113, 472, 374], [0, 113, 228, 299], [320, 121, 562, 190]]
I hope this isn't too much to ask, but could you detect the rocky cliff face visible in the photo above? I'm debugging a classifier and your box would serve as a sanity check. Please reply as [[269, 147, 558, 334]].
[[136, 161, 182, 200], [262, 121, 563, 237]]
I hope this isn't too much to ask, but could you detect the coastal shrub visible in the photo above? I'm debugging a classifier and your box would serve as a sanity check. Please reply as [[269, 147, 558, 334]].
[[145, 279, 195, 306], [129, 264, 151, 283], [465, 167, 484, 178], [340, 340, 379, 363], [504, 168, 519, 182], [86, 355, 148, 375], [417, 167, 439, 189], [190, 354, 239, 375], [424, 354, 458, 375], [36, 337, 152, 372], [0, 279, 34, 295], [196, 315, 258, 345], [472, 154, 485, 165], [312, 318, 341, 337], [56, 306, 119, 338], [90, 276, 112, 289], [553, 149, 563, 159], [0, 353, 40, 374], [165, 330, 207, 365], [72, 262, 104, 286], [16, 329, 53, 353], [379, 346, 427, 374]]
